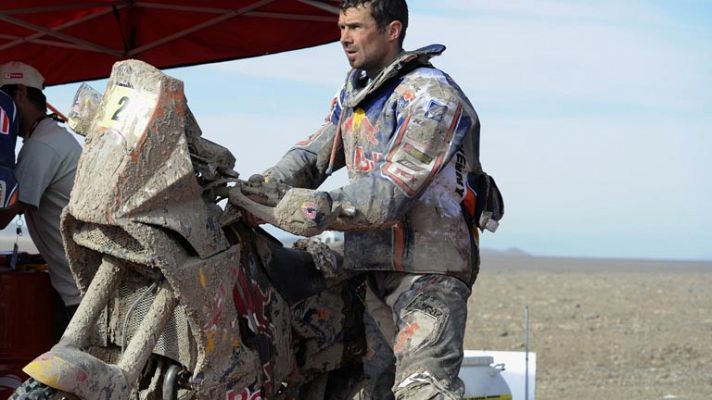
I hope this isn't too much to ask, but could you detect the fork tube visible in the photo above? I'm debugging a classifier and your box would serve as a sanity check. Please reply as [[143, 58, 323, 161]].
[[117, 283, 178, 382], [59, 256, 125, 347]]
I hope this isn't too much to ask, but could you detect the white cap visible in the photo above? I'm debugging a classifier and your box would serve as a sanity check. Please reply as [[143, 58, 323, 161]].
[[0, 61, 45, 90]]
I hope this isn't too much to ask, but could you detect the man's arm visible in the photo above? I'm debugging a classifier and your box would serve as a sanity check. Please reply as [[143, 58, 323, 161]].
[[265, 92, 346, 189], [236, 91, 345, 226], [265, 123, 341, 189], [0, 202, 25, 229], [328, 84, 477, 231]]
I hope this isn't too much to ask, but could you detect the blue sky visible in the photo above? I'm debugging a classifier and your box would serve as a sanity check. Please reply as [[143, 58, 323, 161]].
[[22, 0, 712, 260]]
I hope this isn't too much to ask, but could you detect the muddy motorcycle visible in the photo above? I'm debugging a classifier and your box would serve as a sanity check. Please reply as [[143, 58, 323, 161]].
[[11, 60, 365, 400]]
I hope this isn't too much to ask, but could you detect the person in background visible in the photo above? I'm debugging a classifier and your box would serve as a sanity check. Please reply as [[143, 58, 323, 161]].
[[0, 89, 19, 210], [245, 0, 485, 398], [0, 61, 83, 340]]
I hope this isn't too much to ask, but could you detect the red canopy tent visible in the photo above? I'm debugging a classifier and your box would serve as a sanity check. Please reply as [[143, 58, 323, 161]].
[[0, 0, 341, 86]]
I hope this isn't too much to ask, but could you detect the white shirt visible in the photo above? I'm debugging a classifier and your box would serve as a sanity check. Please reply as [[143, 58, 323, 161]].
[[15, 117, 82, 306]]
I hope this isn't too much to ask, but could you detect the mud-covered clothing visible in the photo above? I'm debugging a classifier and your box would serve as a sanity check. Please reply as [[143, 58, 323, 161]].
[[267, 45, 479, 398], [362, 273, 471, 399], [15, 117, 82, 306], [266, 45, 481, 284]]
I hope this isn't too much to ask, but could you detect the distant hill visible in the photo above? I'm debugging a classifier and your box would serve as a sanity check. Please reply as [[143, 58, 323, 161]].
[[1, 228, 528, 258], [481, 247, 531, 257], [275, 233, 531, 258]]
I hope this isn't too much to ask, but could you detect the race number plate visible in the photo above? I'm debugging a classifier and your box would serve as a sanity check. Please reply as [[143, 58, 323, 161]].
[[99, 84, 158, 150]]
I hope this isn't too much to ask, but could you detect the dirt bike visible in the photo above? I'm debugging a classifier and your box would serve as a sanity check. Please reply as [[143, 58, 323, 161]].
[[10, 60, 366, 400]]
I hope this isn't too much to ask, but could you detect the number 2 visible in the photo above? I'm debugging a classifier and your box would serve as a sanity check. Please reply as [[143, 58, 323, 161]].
[[111, 96, 130, 121]]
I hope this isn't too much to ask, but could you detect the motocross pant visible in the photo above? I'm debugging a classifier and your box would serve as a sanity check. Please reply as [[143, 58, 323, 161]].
[[360, 272, 472, 400]]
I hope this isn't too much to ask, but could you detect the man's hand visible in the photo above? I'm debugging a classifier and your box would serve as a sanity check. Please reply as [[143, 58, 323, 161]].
[[237, 174, 290, 227], [229, 186, 339, 237], [240, 174, 291, 207], [292, 237, 343, 280]]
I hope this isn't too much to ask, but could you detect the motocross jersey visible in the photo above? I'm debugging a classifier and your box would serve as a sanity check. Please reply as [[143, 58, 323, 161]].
[[0, 90, 18, 209], [267, 45, 481, 283]]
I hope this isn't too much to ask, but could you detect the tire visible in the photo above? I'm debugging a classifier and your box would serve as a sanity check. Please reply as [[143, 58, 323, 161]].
[[8, 378, 57, 400]]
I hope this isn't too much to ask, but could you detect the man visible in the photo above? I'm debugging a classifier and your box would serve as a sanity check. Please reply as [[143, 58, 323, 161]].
[[0, 61, 83, 339], [245, 1, 484, 398], [0, 89, 19, 209]]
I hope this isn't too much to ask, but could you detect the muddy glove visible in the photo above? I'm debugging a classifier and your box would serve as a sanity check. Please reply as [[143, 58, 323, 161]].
[[292, 237, 342, 279], [240, 174, 291, 206], [229, 186, 340, 237]]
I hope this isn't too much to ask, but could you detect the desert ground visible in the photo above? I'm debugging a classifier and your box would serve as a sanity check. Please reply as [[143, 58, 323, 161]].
[[465, 253, 712, 400], [4, 234, 711, 399]]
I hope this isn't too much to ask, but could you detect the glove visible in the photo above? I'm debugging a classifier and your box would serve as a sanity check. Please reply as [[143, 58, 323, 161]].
[[229, 186, 339, 237], [272, 188, 336, 237], [240, 174, 291, 207], [292, 237, 341, 279]]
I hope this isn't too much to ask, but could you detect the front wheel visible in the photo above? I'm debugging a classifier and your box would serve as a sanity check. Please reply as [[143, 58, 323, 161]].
[[9, 378, 72, 400]]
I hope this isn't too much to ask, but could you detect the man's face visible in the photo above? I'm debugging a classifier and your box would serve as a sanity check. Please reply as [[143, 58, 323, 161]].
[[339, 4, 395, 76]]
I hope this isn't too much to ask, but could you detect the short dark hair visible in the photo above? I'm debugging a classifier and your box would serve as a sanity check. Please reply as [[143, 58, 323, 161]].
[[341, 0, 408, 47], [0, 84, 47, 113]]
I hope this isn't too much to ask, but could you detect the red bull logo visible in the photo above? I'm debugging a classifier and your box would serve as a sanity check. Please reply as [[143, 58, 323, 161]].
[[353, 146, 383, 172], [226, 387, 262, 400], [344, 108, 378, 145]]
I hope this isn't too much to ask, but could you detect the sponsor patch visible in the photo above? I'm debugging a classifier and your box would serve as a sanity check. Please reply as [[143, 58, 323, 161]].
[[390, 165, 416, 182], [345, 107, 378, 144], [393, 309, 438, 354], [398, 90, 416, 109], [403, 142, 433, 164], [424, 99, 448, 122], [396, 158, 423, 172], [454, 151, 467, 199], [353, 146, 383, 172], [383, 161, 424, 197]]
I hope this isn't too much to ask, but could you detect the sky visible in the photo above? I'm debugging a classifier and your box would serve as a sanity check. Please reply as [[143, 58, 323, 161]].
[[12, 0, 711, 261]]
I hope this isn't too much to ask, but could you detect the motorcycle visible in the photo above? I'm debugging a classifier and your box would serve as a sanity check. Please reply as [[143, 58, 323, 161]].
[[10, 60, 366, 400]]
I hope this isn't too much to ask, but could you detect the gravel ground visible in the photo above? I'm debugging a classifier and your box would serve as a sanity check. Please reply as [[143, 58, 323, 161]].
[[464, 255, 712, 400]]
